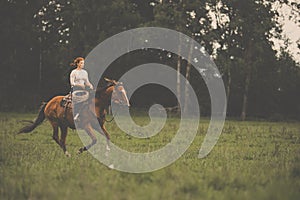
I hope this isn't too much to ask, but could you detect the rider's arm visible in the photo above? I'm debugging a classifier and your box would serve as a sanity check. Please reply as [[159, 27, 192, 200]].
[[70, 70, 76, 87], [84, 70, 94, 90]]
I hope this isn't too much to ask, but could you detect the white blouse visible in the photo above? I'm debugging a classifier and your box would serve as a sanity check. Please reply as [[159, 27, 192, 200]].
[[70, 69, 93, 88]]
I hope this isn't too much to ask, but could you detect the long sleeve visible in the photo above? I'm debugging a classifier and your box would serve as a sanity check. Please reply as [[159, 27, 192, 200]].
[[70, 70, 76, 87], [70, 69, 93, 89], [84, 71, 93, 89]]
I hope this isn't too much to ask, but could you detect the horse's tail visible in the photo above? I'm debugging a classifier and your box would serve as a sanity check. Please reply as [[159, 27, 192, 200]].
[[18, 102, 47, 134]]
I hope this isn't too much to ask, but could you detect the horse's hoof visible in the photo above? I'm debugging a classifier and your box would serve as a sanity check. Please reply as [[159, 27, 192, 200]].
[[106, 145, 111, 151], [77, 148, 84, 154], [108, 164, 114, 169], [65, 151, 71, 157]]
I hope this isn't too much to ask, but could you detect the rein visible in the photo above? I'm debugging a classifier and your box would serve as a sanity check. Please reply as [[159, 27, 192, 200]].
[[103, 114, 115, 123], [87, 83, 127, 123], [101, 106, 120, 123]]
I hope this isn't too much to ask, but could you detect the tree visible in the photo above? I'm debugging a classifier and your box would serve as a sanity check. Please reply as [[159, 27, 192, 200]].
[[210, 0, 284, 120], [0, 0, 45, 110], [151, 0, 214, 113]]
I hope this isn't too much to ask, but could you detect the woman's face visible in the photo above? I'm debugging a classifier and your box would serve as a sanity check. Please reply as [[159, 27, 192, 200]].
[[77, 60, 85, 69]]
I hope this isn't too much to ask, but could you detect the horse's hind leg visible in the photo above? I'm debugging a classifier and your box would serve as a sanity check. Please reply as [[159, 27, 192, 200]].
[[50, 121, 60, 146], [60, 125, 70, 157]]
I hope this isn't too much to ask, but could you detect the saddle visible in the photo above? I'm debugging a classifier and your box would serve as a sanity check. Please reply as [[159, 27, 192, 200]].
[[60, 94, 72, 109], [60, 90, 90, 109]]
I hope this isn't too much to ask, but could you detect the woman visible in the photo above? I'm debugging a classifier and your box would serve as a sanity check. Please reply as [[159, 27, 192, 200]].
[[69, 57, 94, 121], [70, 57, 94, 91]]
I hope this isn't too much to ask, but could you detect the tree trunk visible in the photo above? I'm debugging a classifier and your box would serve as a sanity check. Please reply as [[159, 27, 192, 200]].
[[226, 65, 231, 105], [176, 34, 182, 112], [183, 38, 194, 114], [39, 37, 42, 90], [240, 42, 253, 121], [240, 65, 251, 121]]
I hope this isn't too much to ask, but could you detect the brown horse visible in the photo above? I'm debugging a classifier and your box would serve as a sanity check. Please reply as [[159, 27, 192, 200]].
[[18, 78, 130, 157]]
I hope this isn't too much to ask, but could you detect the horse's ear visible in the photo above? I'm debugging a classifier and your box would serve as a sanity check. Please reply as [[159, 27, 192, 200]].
[[104, 77, 112, 82], [104, 77, 118, 85], [104, 77, 118, 86]]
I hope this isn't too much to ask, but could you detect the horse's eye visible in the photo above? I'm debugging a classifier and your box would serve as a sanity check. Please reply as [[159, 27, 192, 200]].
[[117, 87, 122, 92]]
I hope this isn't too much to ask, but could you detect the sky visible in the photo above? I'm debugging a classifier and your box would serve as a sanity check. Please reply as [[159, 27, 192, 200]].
[[206, 1, 300, 63], [273, 3, 300, 63]]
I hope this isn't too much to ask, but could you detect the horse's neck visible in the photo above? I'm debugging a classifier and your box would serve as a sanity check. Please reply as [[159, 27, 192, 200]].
[[96, 85, 114, 109]]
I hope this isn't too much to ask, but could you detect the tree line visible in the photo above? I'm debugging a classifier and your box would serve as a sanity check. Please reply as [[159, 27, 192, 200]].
[[1, 0, 300, 120]]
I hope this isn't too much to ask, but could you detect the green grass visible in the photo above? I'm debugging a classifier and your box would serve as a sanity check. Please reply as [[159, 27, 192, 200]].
[[1, 113, 300, 200]]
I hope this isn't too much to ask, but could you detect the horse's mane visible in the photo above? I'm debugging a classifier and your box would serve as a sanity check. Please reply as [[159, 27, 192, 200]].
[[95, 84, 114, 98]]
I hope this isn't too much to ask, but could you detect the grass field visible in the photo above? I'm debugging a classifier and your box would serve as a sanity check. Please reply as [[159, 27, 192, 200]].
[[1, 112, 300, 200]]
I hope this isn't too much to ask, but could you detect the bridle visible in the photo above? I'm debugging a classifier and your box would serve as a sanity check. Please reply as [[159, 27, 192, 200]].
[[99, 82, 129, 123]]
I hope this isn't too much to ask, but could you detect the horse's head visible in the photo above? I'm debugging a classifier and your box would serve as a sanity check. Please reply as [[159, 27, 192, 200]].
[[105, 78, 130, 107]]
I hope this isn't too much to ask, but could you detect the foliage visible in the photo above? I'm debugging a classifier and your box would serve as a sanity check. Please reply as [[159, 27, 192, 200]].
[[1, 113, 300, 199], [1, 0, 299, 120]]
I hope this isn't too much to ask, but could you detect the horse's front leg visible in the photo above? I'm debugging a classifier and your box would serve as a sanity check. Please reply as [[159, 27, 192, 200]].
[[95, 118, 111, 151], [100, 123, 111, 151], [78, 124, 97, 154]]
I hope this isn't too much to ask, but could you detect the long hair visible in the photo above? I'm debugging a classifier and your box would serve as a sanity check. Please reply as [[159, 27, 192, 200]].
[[70, 57, 84, 67]]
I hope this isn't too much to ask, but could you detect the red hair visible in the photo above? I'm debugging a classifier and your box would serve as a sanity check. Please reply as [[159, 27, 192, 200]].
[[70, 57, 84, 67]]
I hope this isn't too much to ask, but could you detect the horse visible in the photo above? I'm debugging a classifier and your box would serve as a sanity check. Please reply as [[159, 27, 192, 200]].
[[18, 78, 130, 157]]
